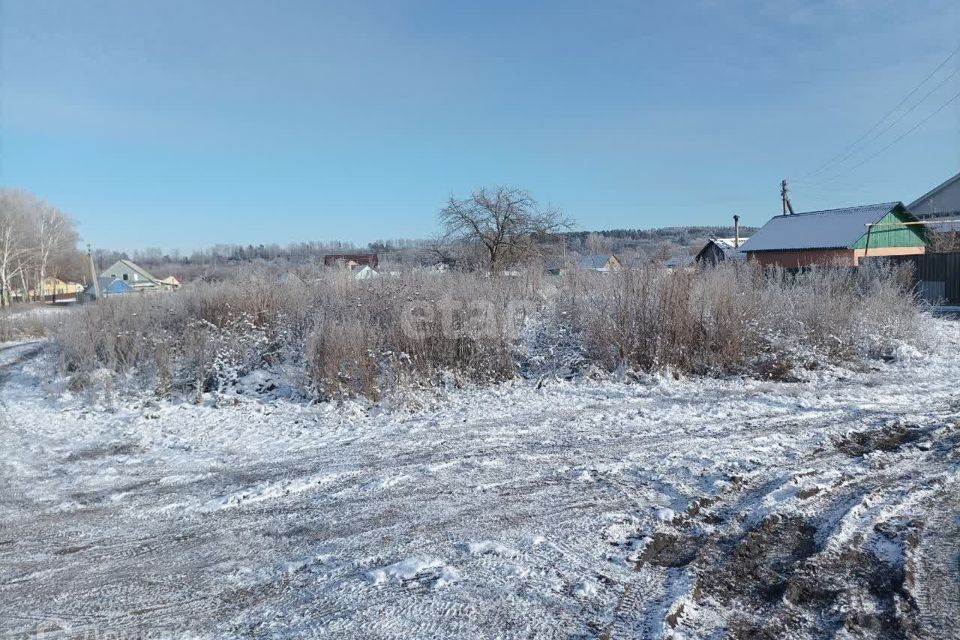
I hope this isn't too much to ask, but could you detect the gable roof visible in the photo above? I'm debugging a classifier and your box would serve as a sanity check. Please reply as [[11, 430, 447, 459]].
[[909, 173, 960, 209], [909, 170, 960, 219], [739, 202, 905, 252], [101, 259, 160, 284]]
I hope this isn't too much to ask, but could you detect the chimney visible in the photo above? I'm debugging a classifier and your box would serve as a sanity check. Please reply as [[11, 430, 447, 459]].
[[733, 215, 741, 248]]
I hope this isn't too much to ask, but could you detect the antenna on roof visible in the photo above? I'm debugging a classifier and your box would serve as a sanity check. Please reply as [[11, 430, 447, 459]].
[[781, 179, 795, 215]]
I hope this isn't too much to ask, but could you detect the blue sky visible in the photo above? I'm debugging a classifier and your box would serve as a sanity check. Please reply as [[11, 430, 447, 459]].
[[1, 0, 959, 252]]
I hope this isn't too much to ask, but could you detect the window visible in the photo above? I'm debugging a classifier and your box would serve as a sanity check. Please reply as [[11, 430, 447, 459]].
[[123, 274, 128, 281]]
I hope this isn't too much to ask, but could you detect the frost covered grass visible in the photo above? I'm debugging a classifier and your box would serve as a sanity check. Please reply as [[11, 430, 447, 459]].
[[0, 304, 59, 342], [48, 269, 538, 401], [44, 262, 924, 402], [568, 261, 923, 376]]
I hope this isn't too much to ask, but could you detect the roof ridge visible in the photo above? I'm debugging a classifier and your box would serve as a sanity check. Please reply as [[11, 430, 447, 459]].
[[772, 202, 900, 218]]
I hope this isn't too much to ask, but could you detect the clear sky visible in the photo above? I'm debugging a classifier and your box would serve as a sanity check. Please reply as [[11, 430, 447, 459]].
[[1, 0, 959, 253]]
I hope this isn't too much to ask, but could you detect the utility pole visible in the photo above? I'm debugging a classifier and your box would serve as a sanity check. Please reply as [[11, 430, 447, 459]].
[[87, 245, 101, 302], [733, 215, 741, 248], [781, 179, 794, 215]]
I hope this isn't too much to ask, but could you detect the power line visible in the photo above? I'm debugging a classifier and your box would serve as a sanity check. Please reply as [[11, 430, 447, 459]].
[[798, 42, 960, 182], [805, 65, 960, 184], [818, 87, 960, 184]]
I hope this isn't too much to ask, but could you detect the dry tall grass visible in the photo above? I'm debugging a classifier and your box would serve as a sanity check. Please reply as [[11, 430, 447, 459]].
[[570, 261, 920, 376], [44, 261, 923, 400], [49, 269, 536, 399]]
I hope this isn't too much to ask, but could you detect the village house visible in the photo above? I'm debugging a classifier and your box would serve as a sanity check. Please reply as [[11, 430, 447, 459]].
[[580, 255, 622, 272], [100, 259, 165, 290], [82, 259, 180, 300], [738, 202, 926, 268], [694, 238, 749, 266], [546, 254, 621, 275], [11, 276, 85, 302], [910, 170, 960, 222]]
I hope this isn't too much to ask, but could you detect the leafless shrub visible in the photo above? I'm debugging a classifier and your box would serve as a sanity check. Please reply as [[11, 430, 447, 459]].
[[49, 268, 537, 400], [45, 260, 922, 401], [568, 261, 920, 376]]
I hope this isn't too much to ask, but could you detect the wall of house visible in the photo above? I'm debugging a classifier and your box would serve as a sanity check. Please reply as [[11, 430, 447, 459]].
[[748, 249, 855, 268], [750, 246, 926, 268]]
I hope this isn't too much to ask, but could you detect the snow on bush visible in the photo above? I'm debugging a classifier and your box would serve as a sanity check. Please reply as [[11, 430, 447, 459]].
[[44, 261, 926, 402]]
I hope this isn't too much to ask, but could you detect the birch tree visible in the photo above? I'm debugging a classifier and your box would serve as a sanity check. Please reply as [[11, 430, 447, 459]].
[[0, 189, 80, 305], [0, 191, 32, 307], [34, 200, 79, 293]]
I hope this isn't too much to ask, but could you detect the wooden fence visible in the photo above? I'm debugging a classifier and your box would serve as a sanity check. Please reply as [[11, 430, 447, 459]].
[[862, 252, 960, 304]]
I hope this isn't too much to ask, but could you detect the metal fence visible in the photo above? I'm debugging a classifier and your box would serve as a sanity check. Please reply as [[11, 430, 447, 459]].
[[863, 252, 960, 304]]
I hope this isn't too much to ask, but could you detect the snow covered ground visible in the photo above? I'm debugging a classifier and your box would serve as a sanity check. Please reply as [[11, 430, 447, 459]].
[[1, 321, 958, 639]]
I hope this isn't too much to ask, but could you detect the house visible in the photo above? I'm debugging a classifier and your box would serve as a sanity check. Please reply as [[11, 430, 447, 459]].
[[739, 202, 926, 268], [323, 253, 379, 269], [695, 238, 749, 266], [910, 171, 960, 222], [15, 277, 84, 301], [100, 259, 164, 291], [579, 255, 622, 272], [82, 259, 179, 300]]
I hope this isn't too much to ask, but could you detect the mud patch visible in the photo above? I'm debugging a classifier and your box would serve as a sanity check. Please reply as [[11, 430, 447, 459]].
[[833, 423, 926, 457], [53, 544, 94, 556], [65, 442, 144, 462], [634, 532, 701, 569], [698, 514, 817, 605], [684, 512, 921, 640]]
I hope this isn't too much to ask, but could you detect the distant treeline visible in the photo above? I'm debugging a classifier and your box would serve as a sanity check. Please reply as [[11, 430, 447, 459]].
[[107, 226, 758, 269], [564, 226, 758, 242]]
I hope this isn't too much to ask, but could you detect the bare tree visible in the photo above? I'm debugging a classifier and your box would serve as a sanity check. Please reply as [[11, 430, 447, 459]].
[[438, 186, 573, 271], [928, 228, 960, 253], [34, 199, 79, 296], [0, 191, 33, 307], [0, 189, 80, 305], [585, 232, 610, 257]]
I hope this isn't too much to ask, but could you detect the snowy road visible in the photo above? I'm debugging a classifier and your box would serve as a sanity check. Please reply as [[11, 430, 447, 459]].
[[1, 325, 958, 639]]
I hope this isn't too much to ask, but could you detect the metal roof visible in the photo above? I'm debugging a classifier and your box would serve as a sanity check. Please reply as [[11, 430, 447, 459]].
[[738, 202, 902, 252], [579, 255, 615, 270]]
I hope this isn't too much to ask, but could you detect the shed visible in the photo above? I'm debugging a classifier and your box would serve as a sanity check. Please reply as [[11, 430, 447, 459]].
[[738, 202, 926, 268]]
